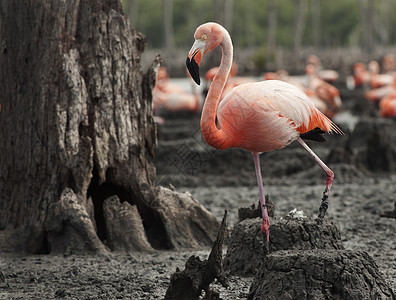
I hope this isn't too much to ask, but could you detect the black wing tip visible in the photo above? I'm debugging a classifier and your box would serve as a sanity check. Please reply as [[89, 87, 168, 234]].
[[300, 127, 327, 142]]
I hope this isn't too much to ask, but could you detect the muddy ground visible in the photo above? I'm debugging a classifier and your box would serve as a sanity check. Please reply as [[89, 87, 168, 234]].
[[1, 85, 396, 299]]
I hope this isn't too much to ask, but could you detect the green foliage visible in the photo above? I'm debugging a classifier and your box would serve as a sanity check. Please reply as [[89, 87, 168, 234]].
[[122, 0, 396, 50], [319, 0, 359, 47], [252, 45, 267, 70]]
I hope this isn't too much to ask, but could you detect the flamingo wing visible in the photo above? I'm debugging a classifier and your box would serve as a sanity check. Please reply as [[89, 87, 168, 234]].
[[223, 80, 335, 133], [216, 80, 341, 153]]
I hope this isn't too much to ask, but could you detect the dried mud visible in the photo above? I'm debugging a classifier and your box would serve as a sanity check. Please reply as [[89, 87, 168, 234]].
[[1, 85, 396, 299]]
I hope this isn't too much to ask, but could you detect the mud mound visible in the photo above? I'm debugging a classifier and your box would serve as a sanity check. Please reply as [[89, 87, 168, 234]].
[[329, 117, 396, 172], [224, 217, 343, 276], [248, 250, 395, 300]]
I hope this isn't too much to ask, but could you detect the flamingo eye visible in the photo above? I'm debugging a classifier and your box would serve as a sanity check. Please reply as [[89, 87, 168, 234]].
[[202, 34, 207, 41]]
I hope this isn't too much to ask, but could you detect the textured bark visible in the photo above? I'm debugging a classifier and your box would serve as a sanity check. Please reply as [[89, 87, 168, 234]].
[[0, 0, 220, 254], [0, 0, 155, 253], [103, 195, 153, 252], [155, 187, 221, 249]]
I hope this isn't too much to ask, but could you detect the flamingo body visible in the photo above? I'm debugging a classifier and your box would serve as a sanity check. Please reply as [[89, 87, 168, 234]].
[[216, 80, 334, 153], [153, 66, 202, 113], [370, 73, 394, 89], [186, 22, 342, 244], [380, 92, 396, 118]]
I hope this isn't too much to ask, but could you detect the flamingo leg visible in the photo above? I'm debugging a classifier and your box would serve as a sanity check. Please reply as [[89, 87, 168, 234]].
[[297, 137, 334, 248], [252, 152, 270, 243]]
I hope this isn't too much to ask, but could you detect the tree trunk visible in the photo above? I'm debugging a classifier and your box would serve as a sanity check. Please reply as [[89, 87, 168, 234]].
[[359, 0, 375, 53], [375, 0, 390, 47], [310, 0, 321, 48], [214, 0, 223, 24], [293, 0, 306, 54], [224, 0, 233, 34], [163, 0, 175, 61], [244, 0, 256, 48], [266, 0, 277, 69], [0, 0, 220, 254]]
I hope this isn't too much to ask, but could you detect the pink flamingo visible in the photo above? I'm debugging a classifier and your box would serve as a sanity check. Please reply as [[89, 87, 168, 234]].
[[305, 64, 342, 118], [369, 55, 396, 89], [205, 62, 256, 100], [264, 69, 329, 116], [365, 73, 396, 102], [186, 22, 343, 246], [306, 54, 339, 83], [347, 61, 380, 90], [379, 92, 396, 118], [153, 66, 202, 113]]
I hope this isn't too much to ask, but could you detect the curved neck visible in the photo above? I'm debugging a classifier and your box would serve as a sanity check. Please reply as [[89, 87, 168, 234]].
[[200, 31, 233, 150]]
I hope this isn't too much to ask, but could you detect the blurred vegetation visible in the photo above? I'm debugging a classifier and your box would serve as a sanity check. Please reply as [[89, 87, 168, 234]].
[[123, 0, 395, 51]]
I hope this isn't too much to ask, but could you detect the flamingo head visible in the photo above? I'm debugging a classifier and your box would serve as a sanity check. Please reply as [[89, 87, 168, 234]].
[[186, 23, 225, 85]]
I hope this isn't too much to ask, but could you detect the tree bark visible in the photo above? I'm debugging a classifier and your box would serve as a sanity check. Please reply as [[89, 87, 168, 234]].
[[0, 0, 220, 254], [223, 0, 233, 34], [310, 0, 321, 48], [213, 0, 222, 24], [163, 0, 175, 61], [293, 0, 306, 54], [359, 0, 375, 53], [266, 0, 277, 69], [375, 0, 390, 47]]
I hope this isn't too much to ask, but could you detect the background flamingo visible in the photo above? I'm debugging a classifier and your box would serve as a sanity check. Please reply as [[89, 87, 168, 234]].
[[347, 60, 380, 90], [205, 62, 256, 100], [306, 54, 339, 83], [264, 65, 341, 118], [379, 91, 396, 118], [304, 64, 342, 118], [368, 55, 396, 89], [153, 66, 202, 114], [186, 22, 343, 246], [365, 73, 396, 102]]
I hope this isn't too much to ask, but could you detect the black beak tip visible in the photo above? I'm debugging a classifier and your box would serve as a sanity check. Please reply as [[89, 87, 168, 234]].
[[186, 57, 201, 85]]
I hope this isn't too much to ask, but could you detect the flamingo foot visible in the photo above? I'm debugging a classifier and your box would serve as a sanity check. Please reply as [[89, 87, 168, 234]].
[[261, 217, 270, 242], [261, 217, 270, 254]]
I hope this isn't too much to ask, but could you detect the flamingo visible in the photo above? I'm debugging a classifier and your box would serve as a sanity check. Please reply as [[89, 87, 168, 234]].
[[369, 55, 396, 89], [379, 92, 396, 118], [365, 73, 396, 102], [205, 62, 256, 100], [347, 61, 380, 90], [306, 54, 339, 83], [153, 66, 202, 113], [382, 54, 395, 73], [347, 63, 367, 90], [186, 22, 343, 246], [305, 64, 342, 118], [264, 70, 330, 116]]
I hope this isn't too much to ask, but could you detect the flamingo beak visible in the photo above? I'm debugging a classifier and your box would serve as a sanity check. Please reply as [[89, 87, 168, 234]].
[[186, 40, 205, 85]]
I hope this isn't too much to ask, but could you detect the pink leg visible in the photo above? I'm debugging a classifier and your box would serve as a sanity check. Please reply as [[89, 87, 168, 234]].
[[297, 137, 334, 194], [297, 137, 334, 248], [252, 152, 270, 242]]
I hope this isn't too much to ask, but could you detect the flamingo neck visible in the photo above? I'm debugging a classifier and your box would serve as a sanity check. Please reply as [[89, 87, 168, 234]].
[[200, 31, 233, 150]]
